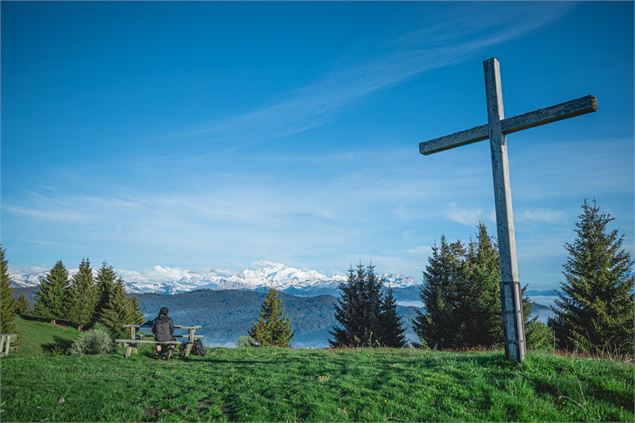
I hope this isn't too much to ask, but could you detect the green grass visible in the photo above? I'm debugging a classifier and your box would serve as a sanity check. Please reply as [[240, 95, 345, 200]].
[[13, 317, 80, 356], [1, 318, 633, 422]]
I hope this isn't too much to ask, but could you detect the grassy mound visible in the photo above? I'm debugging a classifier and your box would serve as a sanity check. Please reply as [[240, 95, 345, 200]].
[[1, 318, 633, 422], [13, 316, 80, 356]]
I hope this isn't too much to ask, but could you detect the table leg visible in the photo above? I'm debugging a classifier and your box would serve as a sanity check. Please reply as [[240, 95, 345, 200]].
[[184, 329, 194, 357]]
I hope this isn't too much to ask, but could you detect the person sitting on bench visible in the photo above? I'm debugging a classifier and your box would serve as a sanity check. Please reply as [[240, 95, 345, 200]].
[[152, 307, 175, 358]]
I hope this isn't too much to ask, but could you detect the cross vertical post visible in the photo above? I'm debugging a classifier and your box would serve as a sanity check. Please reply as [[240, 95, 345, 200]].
[[484, 58, 525, 363]]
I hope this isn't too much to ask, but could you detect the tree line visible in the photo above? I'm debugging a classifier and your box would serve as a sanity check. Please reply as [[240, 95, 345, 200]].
[[2, 199, 631, 355], [0, 252, 144, 339], [330, 200, 633, 355]]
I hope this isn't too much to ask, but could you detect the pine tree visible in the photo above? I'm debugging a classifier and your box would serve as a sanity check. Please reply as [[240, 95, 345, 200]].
[[549, 199, 634, 355], [66, 258, 97, 330], [461, 224, 504, 348], [0, 246, 16, 334], [249, 288, 294, 347], [33, 260, 70, 323], [15, 293, 29, 316], [126, 294, 145, 325], [362, 264, 384, 346], [379, 286, 406, 347], [94, 262, 117, 322], [330, 267, 363, 347], [413, 237, 465, 349], [99, 279, 131, 339]]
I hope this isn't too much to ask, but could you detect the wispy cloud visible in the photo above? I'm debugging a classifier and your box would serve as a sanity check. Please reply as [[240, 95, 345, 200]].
[[406, 246, 433, 255], [3, 205, 92, 223], [517, 208, 567, 224], [445, 202, 485, 226], [175, 3, 573, 148]]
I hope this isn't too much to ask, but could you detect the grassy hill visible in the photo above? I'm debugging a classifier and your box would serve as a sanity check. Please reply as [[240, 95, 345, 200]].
[[12, 316, 80, 356], [1, 318, 633, 422]]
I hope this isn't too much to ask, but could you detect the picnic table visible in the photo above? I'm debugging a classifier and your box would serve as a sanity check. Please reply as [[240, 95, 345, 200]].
[[115, 324, 202, 358]]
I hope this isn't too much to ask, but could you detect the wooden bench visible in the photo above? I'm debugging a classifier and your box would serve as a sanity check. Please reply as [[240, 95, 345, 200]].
[[0, 334, 17, 357], [115, 324, 203, 358]]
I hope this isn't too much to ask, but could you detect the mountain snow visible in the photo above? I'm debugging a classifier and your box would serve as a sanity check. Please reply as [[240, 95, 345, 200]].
[[9, 261, 417, 295]]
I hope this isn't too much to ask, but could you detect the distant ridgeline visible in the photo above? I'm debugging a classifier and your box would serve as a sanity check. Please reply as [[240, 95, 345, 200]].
[[136, 289, 421, 348]]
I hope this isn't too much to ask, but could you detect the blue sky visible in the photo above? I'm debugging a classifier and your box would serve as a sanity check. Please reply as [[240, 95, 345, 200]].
[[1, 2, 633, 288]]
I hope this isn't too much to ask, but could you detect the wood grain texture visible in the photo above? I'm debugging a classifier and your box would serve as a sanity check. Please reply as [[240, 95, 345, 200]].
[[484, 58, 525, 363], [419, 95, 597, 155]]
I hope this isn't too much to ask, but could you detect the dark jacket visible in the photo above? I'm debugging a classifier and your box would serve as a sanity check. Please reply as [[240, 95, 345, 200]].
[[152, 315, 174, 342]]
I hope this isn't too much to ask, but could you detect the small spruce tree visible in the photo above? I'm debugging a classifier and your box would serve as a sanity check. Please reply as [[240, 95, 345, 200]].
[[15, 293, 30, 316], [126, 294, 145, 325], [379, 286, 406, 347], [99, 279, 131, 339], [462, 224, 504, 348], [66, 258, 97, 330], [329, 267, 363, 347], [0, 246, 16, 334], [362, 264, 384, 346], [249, 289, 294, 347], [94, 262, 117, 323], [413, 237, 465, 349], [549, 199, 634, 355], [33, 260, 70, 324]]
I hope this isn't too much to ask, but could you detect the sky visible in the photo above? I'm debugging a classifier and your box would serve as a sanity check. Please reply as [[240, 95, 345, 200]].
[[1, 1, 633, 288]]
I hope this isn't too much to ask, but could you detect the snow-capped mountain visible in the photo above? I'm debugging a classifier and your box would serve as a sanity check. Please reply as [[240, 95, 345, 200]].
[[9, 261, 418, 295]]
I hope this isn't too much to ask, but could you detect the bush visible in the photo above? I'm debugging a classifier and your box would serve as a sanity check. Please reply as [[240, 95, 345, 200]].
[[69, 329, 114, 355], [526, 320, 555, 352], [236, 336, 259, 348]]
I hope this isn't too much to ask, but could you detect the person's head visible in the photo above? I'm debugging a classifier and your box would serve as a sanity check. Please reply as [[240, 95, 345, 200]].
[[159, 307, 169, 317]]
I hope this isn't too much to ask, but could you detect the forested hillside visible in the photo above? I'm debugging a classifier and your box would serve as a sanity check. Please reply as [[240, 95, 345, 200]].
[[137, 289, 420, 347]]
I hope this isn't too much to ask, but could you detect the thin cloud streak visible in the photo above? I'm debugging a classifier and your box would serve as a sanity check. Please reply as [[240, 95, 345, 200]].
[[175, 3, 573, 148]]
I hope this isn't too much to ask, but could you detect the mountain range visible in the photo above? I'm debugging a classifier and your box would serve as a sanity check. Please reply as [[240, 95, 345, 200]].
[[9, 261, 418, 295]]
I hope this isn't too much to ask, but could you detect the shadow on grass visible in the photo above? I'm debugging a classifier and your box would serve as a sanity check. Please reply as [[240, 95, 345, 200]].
[[42, 335, 74, 355]]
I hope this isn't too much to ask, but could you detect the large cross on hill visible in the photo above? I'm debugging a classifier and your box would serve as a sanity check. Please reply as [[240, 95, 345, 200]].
[[419, 58, 598, 363]]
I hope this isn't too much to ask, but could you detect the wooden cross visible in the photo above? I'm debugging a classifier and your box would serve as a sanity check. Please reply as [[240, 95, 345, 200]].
[[419, 58, 597, 363]]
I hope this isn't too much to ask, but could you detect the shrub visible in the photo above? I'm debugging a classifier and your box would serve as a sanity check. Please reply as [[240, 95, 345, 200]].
[[526, 320, 555, 352], [69, 329, 114, 355], [236, 336, 259, 348]]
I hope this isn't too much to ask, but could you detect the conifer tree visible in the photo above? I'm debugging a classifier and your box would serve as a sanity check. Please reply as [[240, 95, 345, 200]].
[[249, 288, 294, 347], [99, 279, 131, 338], [94, 262, 117, 322], [33, 260, 70, 324], [66, 258, 97, 330], [362, 264, 384, 346], [549, 199, 634, 355], [330, 267, 363, 347], [126, 294, 145, 325], [379, 286, 406, 347], [15, 293, 29, 316], [0, 246, 16, 334], [461, 224, 504, 347], [413, 237, 465, 349]]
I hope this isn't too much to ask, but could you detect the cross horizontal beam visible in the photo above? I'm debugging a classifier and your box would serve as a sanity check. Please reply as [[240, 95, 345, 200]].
[[419, 95, 598, 155]]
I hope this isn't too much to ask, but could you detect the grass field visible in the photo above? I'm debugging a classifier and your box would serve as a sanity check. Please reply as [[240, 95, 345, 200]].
[[1, 318, 633, 422], [12, 317, 80, 356]]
